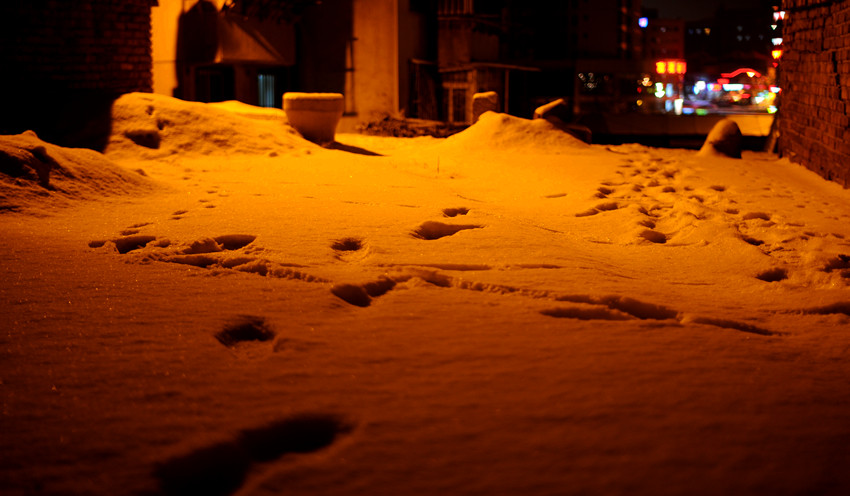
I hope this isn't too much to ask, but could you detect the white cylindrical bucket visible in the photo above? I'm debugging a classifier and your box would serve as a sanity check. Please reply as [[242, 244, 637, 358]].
[[283, 92, 344, 145]]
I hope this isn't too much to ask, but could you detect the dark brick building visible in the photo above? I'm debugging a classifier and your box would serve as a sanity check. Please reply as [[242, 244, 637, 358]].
[[778, 0, 850, 187], [0, 0, 157, 149]]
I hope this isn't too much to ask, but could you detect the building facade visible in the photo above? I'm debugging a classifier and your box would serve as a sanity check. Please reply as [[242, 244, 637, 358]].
[[778, 0, 850, 187], [0, 0, 157, 148]]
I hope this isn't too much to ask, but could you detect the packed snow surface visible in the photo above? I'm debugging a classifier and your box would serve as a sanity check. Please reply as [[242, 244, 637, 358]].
[[2, 94, 850, 495]]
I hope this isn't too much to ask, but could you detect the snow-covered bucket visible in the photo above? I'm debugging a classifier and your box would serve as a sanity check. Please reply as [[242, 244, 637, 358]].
[[283, 92, 344, 145]]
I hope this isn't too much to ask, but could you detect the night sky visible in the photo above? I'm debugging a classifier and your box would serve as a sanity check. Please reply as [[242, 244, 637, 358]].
[[642, 0, 774, 20]]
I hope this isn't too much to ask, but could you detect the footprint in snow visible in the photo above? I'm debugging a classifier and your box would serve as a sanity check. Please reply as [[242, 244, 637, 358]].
[[331, 237, 368, 262], [442, 207, 470, 217], [331, 277, 396, 307], [412, 221, 482, 240], [540, 294, 778, 336], [89, 234, 169, 254], [215, 315, 276, 348], [155, 413, 354, 496]]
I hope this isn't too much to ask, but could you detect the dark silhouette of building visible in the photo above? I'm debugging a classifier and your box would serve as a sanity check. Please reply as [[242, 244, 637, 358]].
[[0, 0, 157, 149], [684, 4, 774, 80]]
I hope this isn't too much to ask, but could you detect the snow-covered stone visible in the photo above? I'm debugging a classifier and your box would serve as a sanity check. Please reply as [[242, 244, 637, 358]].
[[698, 118, 743, 158], [533, 98, 592, 143]]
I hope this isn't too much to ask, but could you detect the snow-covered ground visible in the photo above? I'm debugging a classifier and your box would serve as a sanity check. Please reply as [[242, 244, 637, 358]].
[[2, 93, 850, 495]]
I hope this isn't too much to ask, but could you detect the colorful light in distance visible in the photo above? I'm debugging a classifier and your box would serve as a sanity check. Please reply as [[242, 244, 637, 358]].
[[655, 60, 686, 75]]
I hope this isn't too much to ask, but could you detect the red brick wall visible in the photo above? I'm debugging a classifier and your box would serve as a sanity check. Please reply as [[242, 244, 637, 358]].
[[778, 0, 850, 187], [0, 0, 156, 148]]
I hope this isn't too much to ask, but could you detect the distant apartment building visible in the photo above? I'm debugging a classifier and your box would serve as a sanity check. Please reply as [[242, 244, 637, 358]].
[[684, 4, 774, 78], [644, 17, 685, 61]]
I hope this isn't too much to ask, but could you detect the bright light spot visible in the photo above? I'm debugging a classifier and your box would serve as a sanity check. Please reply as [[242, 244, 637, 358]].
[[768, 106, 778, 114], [674, 99, 684, 115], [723, 83, 744, 91], [639, 17, 648, 28], [746, 71, 755, 77], [696, 108, 709, 116], [636, 99, 644, 106], [772, 49, 783, 60], [772, 37, 783, 46], [695, 81, 706, 92], [770, 86, 782, 93], [656, 61, 667, 74]]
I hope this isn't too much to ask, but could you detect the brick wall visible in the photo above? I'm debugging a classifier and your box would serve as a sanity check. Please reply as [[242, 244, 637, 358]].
[[778, 0, 850, 187], [0, 0, 156, 148]]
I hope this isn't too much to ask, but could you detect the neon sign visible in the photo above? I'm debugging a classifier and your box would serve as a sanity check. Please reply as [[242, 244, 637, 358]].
[[720, 68, 762, 79], [655, 60, 686, 75]]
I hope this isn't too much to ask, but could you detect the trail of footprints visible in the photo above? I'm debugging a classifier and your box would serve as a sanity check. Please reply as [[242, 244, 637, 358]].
[[90, 226, 324, 282], [580, 151, 850, 284], [91, 200, 850, 344], [92, 198, 849, 494]]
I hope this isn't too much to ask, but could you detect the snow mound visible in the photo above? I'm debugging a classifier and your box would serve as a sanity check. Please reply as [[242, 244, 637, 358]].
[[0, 131, 154, 213], [441, 111, 589, 153], [106, 93, 314, 160]]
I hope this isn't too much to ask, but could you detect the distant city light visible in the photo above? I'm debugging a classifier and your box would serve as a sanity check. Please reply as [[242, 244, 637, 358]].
[[772, 49, 783, 60], [768, 106, 778, 114], [772, 38, 783, 46], [773, 11, 786, 21], [639, 17, 648, 28], [655, 60, 686, 75], [723, 83, 745, 91], [721, 68, 762, 79]]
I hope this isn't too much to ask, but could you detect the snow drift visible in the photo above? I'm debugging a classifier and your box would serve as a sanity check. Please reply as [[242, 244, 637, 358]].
[[106, 92, 313, 160], [0, 130, 153, 213], [441, 111, 589, 152]]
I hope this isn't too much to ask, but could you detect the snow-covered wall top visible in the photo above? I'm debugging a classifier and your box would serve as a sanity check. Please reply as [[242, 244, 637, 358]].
[[778, 0, 850, 188]]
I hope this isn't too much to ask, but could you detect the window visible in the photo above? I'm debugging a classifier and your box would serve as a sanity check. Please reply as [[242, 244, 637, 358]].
[[258, 74, 276, 108]]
